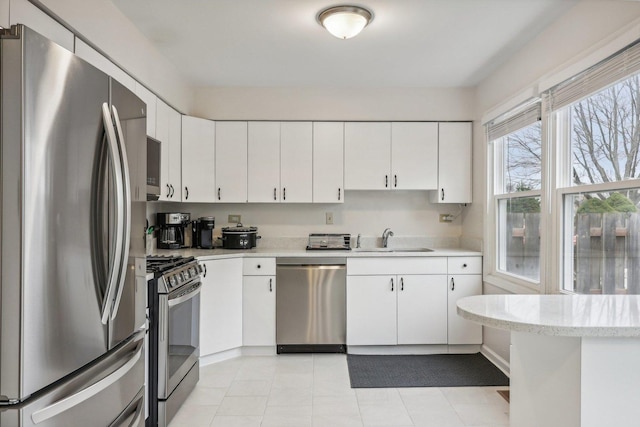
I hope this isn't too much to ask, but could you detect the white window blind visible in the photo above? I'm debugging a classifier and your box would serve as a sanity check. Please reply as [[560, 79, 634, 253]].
[[546, 40, 640, 111], [486, 100, 541, 142]]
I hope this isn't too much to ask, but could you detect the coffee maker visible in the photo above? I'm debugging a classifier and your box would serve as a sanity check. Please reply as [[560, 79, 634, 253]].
[[156, 213, 192, 249], [193, 217, 216, 249]]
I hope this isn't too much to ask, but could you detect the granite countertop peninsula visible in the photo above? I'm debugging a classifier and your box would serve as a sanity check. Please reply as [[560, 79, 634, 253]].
[[457, 294, 640, 337]]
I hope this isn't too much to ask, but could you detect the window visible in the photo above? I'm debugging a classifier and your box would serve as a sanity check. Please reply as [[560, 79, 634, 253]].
[[485, 39, 640, 294], [556, 73, 640, 294], [488, 103, 542, 285]]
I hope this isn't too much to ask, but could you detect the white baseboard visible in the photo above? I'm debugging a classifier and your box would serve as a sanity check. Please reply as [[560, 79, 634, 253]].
[[199, 347, 242, 366], [347, 344, 481, 355], [242, 346, 277, 356], [481, 344, 510, 377]]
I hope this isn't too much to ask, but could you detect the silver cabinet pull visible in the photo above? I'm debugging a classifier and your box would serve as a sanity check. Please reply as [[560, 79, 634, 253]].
[[400, 277, 404, 291], [451, 277, 455, 291], [441, 188, 445, 201], [394, 175, 398, 188], [283, 188, 286, 201], [185, 186, 189, 200], [203, 264, 207, 277], [166, 184, 171, 198], [269, 278, 273, 292], [338, 188, 341, 201], [385, 175, 388, 188], [274, 188, 277, 201], [391, 277, 394, 292], [218, 188, 221, 200]]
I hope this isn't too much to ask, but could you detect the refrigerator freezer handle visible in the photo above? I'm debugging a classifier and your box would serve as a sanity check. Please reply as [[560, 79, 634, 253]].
[[109, 105, 132, 321], [30, 338, 143, 424], [100, 102, 125, 325]]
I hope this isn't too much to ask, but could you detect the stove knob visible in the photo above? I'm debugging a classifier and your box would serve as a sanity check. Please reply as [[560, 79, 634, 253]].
[[169, 275, 177, 287], [184, 270, 191, 279], [189, 267, 196, 277]]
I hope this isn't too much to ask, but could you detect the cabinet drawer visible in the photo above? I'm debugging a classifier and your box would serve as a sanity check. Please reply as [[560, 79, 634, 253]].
[[447, 257, 482, 275], [243, 257, 276, 275], [347, 257, 447, 275]]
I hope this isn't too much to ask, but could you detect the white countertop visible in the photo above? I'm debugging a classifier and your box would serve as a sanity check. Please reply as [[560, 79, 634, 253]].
[[154, 247, 482, 260], [457, 294, 640, 337]]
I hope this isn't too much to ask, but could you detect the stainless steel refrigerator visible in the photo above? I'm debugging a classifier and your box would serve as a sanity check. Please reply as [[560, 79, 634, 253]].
[[0, 25, 147, 426]]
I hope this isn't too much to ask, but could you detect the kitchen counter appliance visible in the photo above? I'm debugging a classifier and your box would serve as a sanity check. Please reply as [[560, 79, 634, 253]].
[[221, 224, 260, 249], [147, 256, 203, 426], [306, 233, 352, 250], [276, 257, 347, 353], [157, 213, 192, 249], [0, 25, 146, 426], [193, 217, 216, 249]]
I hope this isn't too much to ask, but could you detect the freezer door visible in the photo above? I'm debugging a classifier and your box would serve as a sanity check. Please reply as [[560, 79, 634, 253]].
[[0, 331, 145, 427]]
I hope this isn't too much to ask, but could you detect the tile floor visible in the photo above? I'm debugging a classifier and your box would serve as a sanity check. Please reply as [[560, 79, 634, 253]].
[[169, 354, 509, 427]]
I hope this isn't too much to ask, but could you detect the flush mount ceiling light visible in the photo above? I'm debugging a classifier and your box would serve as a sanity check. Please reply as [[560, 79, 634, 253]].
[[317, 5, 373, 40]]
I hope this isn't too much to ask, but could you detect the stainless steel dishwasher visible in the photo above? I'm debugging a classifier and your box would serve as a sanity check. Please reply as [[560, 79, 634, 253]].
[[276, 257, 347, 353]]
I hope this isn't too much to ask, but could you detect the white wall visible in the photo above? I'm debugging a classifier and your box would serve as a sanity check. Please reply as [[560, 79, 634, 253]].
[[152, 191, 466, 246], [31, 0, 193, 112], [192, 86, 475, 121]]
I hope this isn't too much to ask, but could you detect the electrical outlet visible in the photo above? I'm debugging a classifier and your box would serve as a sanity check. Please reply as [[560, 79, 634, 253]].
[[326, 212, 334, 225], [228, 214, 241, 224], [439, 213, 453, 223]]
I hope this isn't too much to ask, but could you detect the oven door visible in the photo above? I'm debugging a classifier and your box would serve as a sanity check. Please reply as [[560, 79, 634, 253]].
[[157, 280, 201, 399]]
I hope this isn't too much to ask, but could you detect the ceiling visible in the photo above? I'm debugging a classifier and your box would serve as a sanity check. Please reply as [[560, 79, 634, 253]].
[[112, 0, 576, 88]]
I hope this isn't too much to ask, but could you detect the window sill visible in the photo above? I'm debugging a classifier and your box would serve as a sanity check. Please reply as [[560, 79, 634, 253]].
[[483, 273, 541, 295]]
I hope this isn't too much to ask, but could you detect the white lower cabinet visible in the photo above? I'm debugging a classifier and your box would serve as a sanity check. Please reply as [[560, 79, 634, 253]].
[[447, 274, 482, 344], [242, 276, 276, 346], [346, 257, 449, 346], [199, 258, 243, 356], [242, 258, 276, 347]]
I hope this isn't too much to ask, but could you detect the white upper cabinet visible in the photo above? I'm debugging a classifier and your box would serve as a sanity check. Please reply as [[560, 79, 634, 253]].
[[391, 122, 438, 190], [216, 121, 248, 203], [248, 122, 281, 202], [155, 100, 181, 201], [247, 121, 313, 203], [344, 122, 391, 190], [10, 0, 73, 51], [280, 122, 312, 203], [182, 116, 215, 202], [431, 122, 472, 203], [74, 39, 135, 92], [134, 84, 156, 138], [313, 122, 344, 203]]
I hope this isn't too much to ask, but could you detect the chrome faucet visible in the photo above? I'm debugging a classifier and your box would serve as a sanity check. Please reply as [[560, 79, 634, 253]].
[[382, 228, 394, 248]]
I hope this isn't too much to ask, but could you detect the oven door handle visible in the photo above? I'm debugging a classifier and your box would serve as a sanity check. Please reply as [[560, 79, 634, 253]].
[[168, 282, 202, 307]]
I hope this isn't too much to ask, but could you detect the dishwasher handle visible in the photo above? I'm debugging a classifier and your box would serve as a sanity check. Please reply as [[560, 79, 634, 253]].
[[276, 257, 346, 267]]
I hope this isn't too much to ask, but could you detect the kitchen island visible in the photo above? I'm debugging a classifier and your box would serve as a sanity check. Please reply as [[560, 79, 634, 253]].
[[457, 295, 640, 427]]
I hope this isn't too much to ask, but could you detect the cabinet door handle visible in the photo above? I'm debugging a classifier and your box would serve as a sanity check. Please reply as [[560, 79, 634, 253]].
[[338, 188, 341, 201], [185, 186, 189, 200], [400, 277, 404, 291], [203, 264, 207, 278], [269, 278, 273, 292], [394, 175, 398, 188], [170, 184, 175, 198], [274, 188, 277, 201], [166, 184, 171, 198], [283, 188, 286, 201], [441, 188, 445, 201], [218, 188, 221, 201], [463, 263, 468, 268], [451, 277, 455, 291], [385, 175, 388, 188], [391, 278, 394, 292]]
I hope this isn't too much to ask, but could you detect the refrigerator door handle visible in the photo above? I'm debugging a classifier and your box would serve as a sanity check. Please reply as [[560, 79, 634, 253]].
[[30, 339, 144, 424], [109, 105, 132, 321], [100, 102, 125, 325]]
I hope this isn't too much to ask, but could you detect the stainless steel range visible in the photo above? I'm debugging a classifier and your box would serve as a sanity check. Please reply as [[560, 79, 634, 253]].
[[147, 256, 203, 426]]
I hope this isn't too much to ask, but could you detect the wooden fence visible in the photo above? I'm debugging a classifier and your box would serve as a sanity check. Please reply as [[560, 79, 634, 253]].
[[507, 212, 640, 294]]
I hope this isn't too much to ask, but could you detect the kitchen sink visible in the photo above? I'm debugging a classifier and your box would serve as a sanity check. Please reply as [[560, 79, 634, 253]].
[[351, 247, 433, 253]]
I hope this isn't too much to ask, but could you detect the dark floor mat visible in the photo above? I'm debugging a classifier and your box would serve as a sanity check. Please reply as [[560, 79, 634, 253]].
[[347, 353, 509, 388]]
